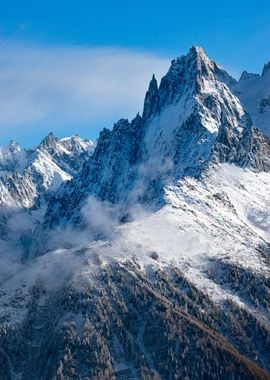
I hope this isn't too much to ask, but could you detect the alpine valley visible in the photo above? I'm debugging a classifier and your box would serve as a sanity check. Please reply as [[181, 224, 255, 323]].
[[0, 46, 270, 380]]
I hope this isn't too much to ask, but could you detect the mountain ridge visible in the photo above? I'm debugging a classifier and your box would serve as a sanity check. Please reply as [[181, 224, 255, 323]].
[[0, 46, 270, 379], [0, 133, 95, 209], [39, 46, 270, 235]]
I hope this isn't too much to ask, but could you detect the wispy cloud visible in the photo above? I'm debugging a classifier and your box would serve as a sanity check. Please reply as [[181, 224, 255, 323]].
[[0, 40, 169, 144]]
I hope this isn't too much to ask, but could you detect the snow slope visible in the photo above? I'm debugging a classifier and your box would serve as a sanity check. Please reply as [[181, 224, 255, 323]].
[[2, 163, 270, 312], [1, 162, 270, 378]]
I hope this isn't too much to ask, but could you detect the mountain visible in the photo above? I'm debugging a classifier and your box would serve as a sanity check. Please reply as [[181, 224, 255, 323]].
[[0, 133, 95, 209], [232, 61, 270, 136], [0, 134, 95, 259], [41, 46, 270, 232], [1, 47, 270, 379]]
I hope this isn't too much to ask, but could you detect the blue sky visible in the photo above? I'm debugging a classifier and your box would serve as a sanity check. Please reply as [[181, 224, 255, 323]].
[[0, 0, 270, 146]]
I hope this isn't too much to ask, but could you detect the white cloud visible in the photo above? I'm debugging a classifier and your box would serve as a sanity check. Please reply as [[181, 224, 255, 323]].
[[0, 40, 169, 143]]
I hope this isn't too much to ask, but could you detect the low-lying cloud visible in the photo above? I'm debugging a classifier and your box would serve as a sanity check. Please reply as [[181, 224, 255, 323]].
[[0, 39, 168, 144]]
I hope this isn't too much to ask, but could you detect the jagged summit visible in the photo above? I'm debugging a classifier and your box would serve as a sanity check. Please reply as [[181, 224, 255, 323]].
[[237, 59, 270, 84], [189, 45, 206, 54], [60, 134, 95, 153], [231, 58, 270, 136], [40, 46, 270, 233], [0, 140, 26, 175], [262, 61, 270, 76], [143, 46, 237, 121], [239, 71, 260, 81], [38, 131, 58, 150], [187, 45, 214, 73], [0, 133, 95, 209], [0, 140, 22, 156], [237, 59, 270, 81], [8, 140, 22, 153], [181, 46, 212, 67], [142, 47, 269, 172], [143, 73, 159, 119]]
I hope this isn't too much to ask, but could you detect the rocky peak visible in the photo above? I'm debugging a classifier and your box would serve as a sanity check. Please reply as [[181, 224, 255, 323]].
[[187, 46, 213, 74], [40, 47, 270, 233], [38, 132, 58, 150], [262, 61, 270, 76], [0, 140, 25, 174], [60, 135, 95, 155], [0, 131, 96, 211], [8, 140, 22, 153], [149, 74, 158, 91], [239, 71, 260, 82], [142, 47, 237, 122], [156, 46, 237, 112], [142, 74, 160, 119]]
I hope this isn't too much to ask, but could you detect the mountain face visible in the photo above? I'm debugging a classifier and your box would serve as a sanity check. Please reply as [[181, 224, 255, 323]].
[[232, 62, 270, 136], [42, 46, 270, 231], [1, 47, 270, 379], [0, 134, 95, 259], [0, 133, 95, 209]]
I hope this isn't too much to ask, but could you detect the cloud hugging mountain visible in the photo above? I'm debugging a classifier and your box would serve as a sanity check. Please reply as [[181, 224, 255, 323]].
[[0, 46, 270, 379]]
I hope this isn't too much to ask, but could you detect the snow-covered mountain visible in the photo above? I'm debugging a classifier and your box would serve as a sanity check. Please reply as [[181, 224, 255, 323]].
[[0, 133, 95, 262], [0, 133, 95, 209], [41, 46, 270, 232], [232, 61, 270, 136], [1, 47, 270, 379]]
